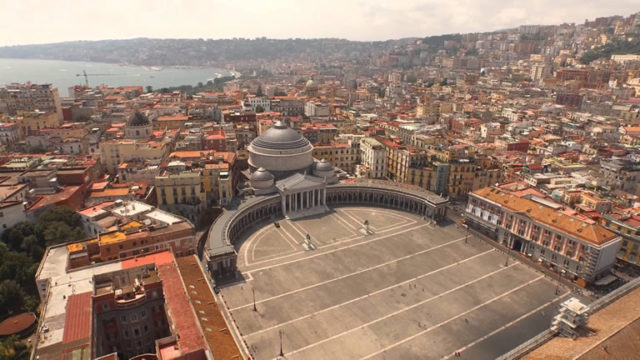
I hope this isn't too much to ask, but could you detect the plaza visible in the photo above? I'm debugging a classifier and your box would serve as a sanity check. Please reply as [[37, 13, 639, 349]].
[[219, 206, 570, 360]]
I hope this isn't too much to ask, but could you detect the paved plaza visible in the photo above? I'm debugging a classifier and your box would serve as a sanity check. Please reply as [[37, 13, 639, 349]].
[[219, 206, 570, 360]]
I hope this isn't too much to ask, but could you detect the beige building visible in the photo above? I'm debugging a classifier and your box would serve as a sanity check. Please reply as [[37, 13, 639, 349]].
[[313, 140, 359, 174], [100, 140, 170, 174], [14, 111, 62, 136], [359, 137, 387, 179], [466, 187, 621, 284], [0, 83, 62, 119]]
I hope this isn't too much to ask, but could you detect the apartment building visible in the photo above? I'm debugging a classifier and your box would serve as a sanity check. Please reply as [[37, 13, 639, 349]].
[[359, 137, 387, 179], [0, 83, 62, 118], [466, 187, 621, 284]]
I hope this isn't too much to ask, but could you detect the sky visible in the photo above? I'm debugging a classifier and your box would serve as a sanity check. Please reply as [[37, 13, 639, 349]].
[[0, 0, 638, 46]]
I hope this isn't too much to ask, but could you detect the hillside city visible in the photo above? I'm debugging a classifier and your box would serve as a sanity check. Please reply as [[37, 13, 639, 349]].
[[0, 11, 640, 360]]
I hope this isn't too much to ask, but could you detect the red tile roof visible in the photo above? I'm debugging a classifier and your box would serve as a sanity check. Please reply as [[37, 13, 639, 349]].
[[62, 292, 92, 344], [158, 262, 207, 354]]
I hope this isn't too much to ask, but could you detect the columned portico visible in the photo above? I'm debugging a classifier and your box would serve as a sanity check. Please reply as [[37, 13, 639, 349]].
[[277, 173, 329, 219]]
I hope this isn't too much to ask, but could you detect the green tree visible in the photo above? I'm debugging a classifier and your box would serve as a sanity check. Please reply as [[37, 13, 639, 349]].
[[145, 85, 153, 93], [255, 105, 265, 113], [0, 335, 30, 360], [256, 85, 264, 97], [0, 280, 25, 316]]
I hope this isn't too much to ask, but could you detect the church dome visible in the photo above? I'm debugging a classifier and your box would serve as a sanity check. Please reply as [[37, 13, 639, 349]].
[[305, 79, 317, 90], [128, 111, 150, 126], [247, 121, 314, 177], [251, 167, 274, 182], [250, 121, 310, 150], [313, 159, 338, 184], [315, 159, 333, 172]]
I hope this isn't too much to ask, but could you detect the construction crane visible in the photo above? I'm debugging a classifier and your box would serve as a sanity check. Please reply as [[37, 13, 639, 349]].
[[75, 70, 120, 87]]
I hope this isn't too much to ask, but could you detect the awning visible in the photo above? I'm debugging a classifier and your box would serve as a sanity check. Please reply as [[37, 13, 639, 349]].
[[594, 274, 617, 286]]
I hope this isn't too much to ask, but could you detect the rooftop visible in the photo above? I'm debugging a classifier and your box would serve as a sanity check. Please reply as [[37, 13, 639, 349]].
[[472, 187, 617, 246]]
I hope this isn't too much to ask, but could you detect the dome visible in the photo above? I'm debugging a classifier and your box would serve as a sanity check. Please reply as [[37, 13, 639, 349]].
[[250, 167, 275, 192], [305, 79, 318, 89], [250, 167, 275, 182], [250, 121, 310, 150], [315, 159, 333, 172], [128, 111, 150, 126]]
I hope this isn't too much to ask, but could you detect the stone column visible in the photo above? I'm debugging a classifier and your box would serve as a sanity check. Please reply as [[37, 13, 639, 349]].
[[282, 194, 287, 215], [312, 189, 316, 207], [323, 188, 327, 205]]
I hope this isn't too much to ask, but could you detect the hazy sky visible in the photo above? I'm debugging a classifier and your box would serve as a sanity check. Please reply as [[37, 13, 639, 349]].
[[0, 0, 638, 46]]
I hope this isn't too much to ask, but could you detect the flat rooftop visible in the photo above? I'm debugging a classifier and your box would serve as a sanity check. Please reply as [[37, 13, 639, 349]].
[[36, 250, 208, 360], [220, 206, 569, 360], [525, 286, 640, 360]]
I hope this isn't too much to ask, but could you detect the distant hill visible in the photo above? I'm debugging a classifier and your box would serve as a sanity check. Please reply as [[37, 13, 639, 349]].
[[580, 38, 640, 64], [0, 38, 389, 67]]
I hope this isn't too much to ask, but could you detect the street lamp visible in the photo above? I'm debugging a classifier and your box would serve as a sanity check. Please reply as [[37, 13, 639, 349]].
[[279, 329, 284, 357], [252, 287, 257, 312], [555, 269, 565, 295], [465, 222, 470, 244], [504, 243, 512, 267]]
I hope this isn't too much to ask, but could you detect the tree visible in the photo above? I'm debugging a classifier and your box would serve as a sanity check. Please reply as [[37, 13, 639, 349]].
[[145, 85, 153, 93], [0, 335, 30, 360], [0, 280, 25, 316], [255, 105, 265, 113], [256, 85, 264, 97]]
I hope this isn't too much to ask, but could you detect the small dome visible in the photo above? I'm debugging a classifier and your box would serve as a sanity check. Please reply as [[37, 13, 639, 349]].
[[251, 167, 275, 182], [128, 111, 150, 126], [305, 79, 317, 89], [315, 159, 334, 172]]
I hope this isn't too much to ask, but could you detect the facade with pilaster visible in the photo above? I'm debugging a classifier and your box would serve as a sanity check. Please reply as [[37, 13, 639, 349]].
[[465, 187, 621, 284]]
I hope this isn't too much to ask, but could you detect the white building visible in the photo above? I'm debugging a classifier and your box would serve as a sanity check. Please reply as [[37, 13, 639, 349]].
[[360, 137, 387, 179], [247, 96, 271, 112], [0, 201, 26, 235], [304, 101, 330, 117]]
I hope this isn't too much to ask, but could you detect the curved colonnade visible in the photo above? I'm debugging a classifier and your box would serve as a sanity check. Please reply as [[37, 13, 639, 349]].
[[206, 184, 448, 279]]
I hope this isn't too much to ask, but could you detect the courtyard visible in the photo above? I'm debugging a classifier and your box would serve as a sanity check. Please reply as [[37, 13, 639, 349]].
[[219, 206, 570, 360]]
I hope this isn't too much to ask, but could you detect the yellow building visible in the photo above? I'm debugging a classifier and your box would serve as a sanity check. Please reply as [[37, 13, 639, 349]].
[[312, 141, 359, 173], [101, 140, 169, 174], [601, 212, 640, 266], [155, 114, 190, 129], [14, 111, 62, 136], [202, 163, 234, 206], [155, 170, 207, 221]]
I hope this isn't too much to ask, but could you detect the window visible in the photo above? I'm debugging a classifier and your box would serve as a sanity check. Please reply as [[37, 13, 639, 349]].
[[121, 315, 127, 322]]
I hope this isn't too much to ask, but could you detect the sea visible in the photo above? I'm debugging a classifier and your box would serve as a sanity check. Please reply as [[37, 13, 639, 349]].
[[0, 58, 235, 96]]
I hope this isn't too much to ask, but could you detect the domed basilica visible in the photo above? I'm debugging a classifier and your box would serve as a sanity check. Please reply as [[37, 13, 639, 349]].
[[247, 120, 337, 218]]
